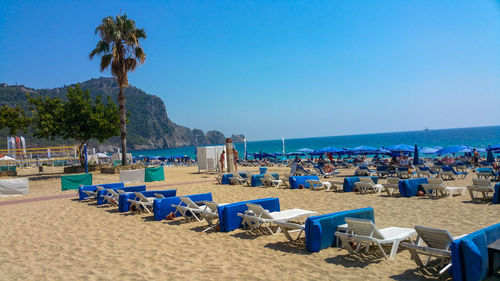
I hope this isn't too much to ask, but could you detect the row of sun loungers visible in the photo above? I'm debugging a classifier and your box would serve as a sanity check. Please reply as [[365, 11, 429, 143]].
[[77, 180, 499, 280]]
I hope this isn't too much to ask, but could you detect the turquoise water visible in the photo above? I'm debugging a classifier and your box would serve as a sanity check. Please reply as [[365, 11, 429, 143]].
[[132, 125, 500, 158]]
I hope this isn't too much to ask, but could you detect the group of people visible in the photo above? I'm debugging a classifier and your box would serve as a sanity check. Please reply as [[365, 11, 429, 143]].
[[219, 148, 239, 173]]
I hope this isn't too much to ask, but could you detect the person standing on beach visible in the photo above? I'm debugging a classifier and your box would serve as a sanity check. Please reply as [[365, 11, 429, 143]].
[[473, 149, 479, 167], [233, 148, 239, 171], [220, 151, 225, 173]]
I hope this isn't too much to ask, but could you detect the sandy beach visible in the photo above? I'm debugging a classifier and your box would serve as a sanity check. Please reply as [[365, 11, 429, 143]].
[[0, 166, 498, 280]]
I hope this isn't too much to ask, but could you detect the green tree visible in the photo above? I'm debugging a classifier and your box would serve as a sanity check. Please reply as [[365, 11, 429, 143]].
[[0, 105, 31, 135], [28, 85, 120, 165], [89, 14, 146, 165]]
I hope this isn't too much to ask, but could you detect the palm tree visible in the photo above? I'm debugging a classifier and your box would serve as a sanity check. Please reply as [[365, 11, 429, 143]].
[[89, 14, 146, 165]]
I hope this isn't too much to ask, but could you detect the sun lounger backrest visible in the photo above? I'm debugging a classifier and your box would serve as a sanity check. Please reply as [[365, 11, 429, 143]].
[[203, 201, 219, 214], [153, 193, 213, 221], [119, 189, 176, 213], [134, 192, 149, 202], [96, 184, 146, 205], [387, 178, 399, 185], [345, 217, 384, 239], [78, 182, 125, 200], [358, 177, 374, 185], [179, 196, 201, 209], [107, 189, 119, 198], [427, 178, 444, 186], [472, 178, 491, 187], [245, 203, 273, 219], [414, 225, 452, 250], [217, 197, 280, 232], [305, 207, 375, 252]]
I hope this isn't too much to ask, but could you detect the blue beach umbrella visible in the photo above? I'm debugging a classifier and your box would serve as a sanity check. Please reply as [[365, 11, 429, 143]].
[[385, 144, 414, 153], [348, 146, 378, 155], [436, 145, 470, 155], [317, 147, 344, 154], [487, 145, 500, 152], [413, 144, 419, 165], [297, 148, 314, 153]]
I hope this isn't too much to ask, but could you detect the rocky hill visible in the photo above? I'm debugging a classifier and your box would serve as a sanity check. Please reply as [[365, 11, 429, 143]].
[[0, 77, 244, 150]]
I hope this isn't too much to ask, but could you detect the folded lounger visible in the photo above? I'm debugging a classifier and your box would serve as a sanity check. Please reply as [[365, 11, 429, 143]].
[[402, 226, 466, 275], [335, 217, 416, 260], [238, 203, 317, 235]]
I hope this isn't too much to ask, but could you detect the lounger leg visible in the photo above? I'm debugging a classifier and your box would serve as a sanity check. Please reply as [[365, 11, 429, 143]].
[[408, 249, 425, 267], [388, 240, 400, 259]]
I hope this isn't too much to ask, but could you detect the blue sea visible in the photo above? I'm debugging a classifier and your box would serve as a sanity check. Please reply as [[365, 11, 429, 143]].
[[132, 126, 500, 158]]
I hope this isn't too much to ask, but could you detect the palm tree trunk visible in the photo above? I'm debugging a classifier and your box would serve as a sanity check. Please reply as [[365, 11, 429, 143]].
[[118, 86, 127, 165]]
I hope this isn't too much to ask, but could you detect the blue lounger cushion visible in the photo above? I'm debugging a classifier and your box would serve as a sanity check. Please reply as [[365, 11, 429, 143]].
[[78, 182, 124, 200], [289, 176, 319, 189], [305, 207, 375, 252], [399, 178, 428, 197], [217, 197, 280, 232], [118, 189, 177, 212], [153, 193, 213, 221], [97, 185, 146, 205], [343, 176, 378, 192], [451, 222, 500, 281]]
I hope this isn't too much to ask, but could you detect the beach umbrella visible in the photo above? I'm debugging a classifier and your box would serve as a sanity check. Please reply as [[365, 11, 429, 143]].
[[348, 146, 378, 155], [374, 148, 391, 154], [420, 147, 441, 154], [413, 144, 419, 165], [297, 148, 314, 153], [287, 152, 305, 156], [436, 145, 470, 155], [385, 144, 414, 153], [487, 144, 500, 152]]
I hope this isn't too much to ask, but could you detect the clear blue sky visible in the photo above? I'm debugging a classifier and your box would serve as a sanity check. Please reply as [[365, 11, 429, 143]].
[[1, 0, 499, 141]]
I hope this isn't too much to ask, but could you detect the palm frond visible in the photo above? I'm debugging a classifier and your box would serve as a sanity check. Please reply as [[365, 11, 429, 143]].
[[125, 58, 137, 72], [100, 54, 113, 72], [135, 47, 146, 63]]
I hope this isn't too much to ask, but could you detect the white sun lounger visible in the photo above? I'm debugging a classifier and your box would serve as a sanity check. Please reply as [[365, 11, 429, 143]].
[[237, 203, 317, 235], [421, 178, 466, 198], [306, 179, 332, 191], [262, 173, 283, 188], [383, 178, 400, 196], [402, 225, 467, 275], [102, 188, 120, 206], [199, 201, 229, 232], [354, 177, 383, 194], [83, 186, 105, 200], [127, 192, 155, 213], [467, 178, 495, 200], [335, 217, 416, 260]]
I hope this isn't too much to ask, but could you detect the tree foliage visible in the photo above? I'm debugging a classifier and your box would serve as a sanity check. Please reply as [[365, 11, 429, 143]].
[[0, 105, 31, 135], [28, 85, 120, 164]]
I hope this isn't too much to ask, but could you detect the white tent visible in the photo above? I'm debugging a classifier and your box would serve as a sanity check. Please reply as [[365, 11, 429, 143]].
[[197, 146, 225, 173], [0, 178, 29, 196]]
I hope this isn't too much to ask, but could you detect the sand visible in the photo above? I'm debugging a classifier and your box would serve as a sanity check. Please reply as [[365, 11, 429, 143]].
[[0, 166, 498, 280]]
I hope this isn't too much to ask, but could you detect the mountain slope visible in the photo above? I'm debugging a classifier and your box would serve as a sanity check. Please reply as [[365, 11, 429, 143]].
[[0, 77, 244, 150]]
